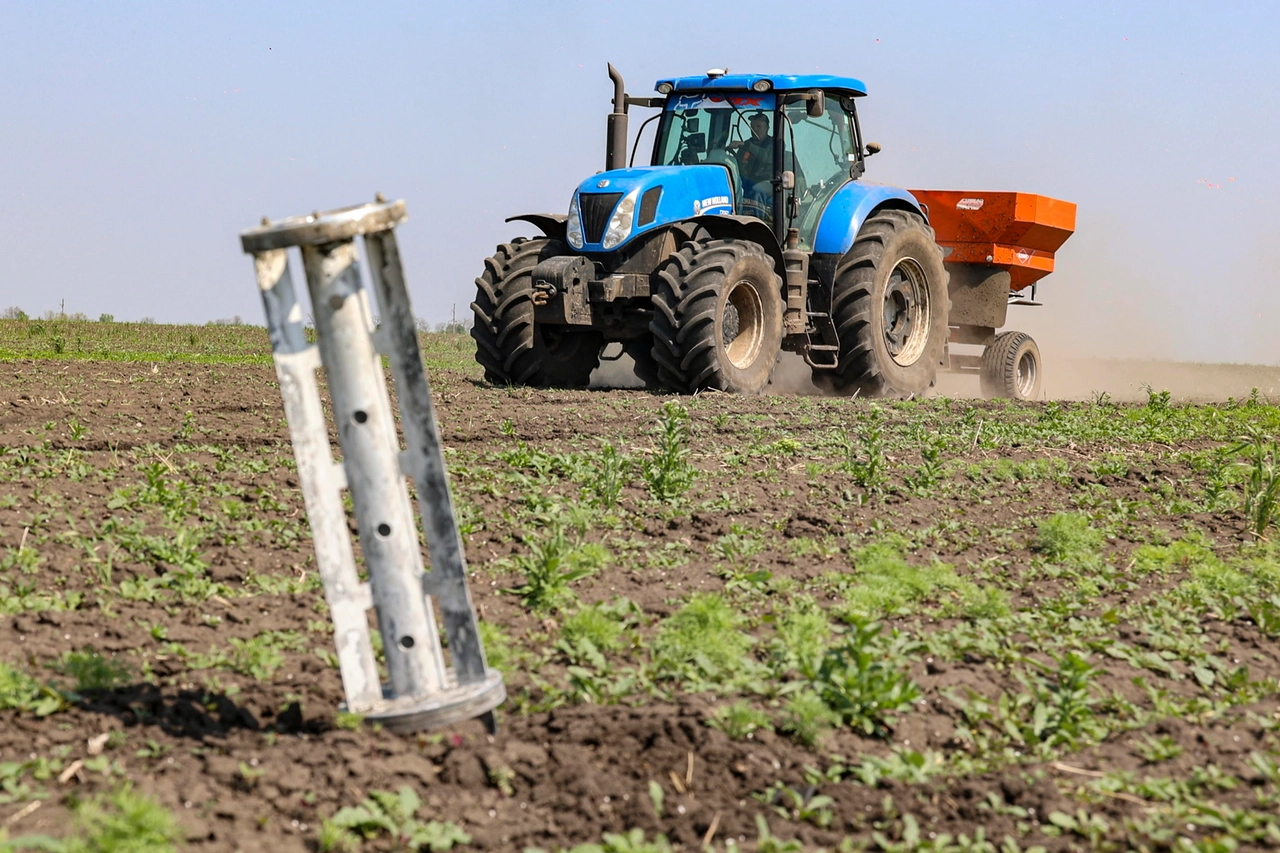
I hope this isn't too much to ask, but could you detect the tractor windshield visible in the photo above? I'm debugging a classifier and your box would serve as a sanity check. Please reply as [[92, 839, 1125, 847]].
[[653, 93, 778, 220]]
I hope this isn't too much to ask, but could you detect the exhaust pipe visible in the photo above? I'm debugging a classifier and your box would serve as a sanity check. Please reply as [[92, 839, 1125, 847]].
[[605, 63, 628, 172]]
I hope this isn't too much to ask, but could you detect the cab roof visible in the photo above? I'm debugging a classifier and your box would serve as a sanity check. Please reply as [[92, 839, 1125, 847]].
[[654, 73, 867, 97]]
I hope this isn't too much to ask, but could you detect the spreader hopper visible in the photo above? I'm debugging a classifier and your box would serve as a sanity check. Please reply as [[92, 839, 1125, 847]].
[[909, 190, 1077, 291]]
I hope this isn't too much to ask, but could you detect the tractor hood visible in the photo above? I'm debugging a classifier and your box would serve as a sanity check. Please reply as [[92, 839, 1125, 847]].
[[566, 165, 733, 252]]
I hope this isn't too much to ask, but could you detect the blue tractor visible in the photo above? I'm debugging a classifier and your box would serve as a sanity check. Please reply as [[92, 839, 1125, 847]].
[[472, 66, 957, 396]]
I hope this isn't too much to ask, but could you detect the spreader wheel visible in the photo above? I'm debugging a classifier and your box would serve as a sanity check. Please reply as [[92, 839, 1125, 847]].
[[980, 330, 1042, 400]]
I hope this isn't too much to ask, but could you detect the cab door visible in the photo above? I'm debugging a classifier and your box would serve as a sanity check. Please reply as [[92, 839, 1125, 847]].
[[783, 95, 860, 250]]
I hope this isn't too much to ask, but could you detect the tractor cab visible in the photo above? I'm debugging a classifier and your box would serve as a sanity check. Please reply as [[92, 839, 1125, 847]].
[[649, 74, 871, 250]]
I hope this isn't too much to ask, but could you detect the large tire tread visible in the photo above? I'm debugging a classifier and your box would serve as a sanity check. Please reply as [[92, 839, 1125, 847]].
[[649, 237, 782, 394], [823, 209, 950, 397], [470, 237, 601, 388]]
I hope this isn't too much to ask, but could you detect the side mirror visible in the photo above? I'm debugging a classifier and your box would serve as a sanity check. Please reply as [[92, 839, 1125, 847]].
[[865, 141, 882, 156], [685, 132, 707, 152], [781, 171, 795, 190], [806, 89, 825, 118]]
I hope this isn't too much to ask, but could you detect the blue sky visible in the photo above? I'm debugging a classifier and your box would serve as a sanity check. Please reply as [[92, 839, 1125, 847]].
[[1, 1, 1277, 362]]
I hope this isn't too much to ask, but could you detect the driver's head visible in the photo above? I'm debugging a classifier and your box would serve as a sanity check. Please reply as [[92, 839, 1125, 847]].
[[749, 113, 769, 140]]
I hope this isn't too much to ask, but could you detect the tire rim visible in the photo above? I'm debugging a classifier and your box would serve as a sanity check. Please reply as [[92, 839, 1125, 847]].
[[882, 258, 930, 366], [1016, 349, 1038, 398], [722, 278, 765, 370]]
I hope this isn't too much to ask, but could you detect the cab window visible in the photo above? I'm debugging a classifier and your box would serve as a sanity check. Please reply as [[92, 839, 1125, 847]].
[[653, 94, 778, 216], [785, 96, 858, 248]]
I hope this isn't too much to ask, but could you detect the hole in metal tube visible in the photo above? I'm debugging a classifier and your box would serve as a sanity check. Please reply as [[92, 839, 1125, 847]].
[[377, 523, 391, 537], [328, 294, 344, 310], [353, 410, 368, 424], [399, 635, 415, 649]]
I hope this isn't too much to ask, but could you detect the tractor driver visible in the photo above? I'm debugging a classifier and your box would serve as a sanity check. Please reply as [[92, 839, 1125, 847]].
[[729, 112, 774, 223]]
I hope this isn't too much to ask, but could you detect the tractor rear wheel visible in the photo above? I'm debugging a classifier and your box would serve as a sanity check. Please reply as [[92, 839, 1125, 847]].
[[821, 209, 949, 397], [471, 237, 602, 388], [650, 236, 783, 394], [980, 331, 1042, 400]]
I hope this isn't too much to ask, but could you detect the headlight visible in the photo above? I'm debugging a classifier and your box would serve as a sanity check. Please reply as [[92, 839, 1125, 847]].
[[752, 79, 772, 92], [566, 194, 584, 250], [656, 82, 673, 94], [601, 189, 638, 250]]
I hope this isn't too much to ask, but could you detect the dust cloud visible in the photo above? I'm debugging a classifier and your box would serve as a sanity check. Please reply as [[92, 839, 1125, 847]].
[[590, 350, 1280, 403]]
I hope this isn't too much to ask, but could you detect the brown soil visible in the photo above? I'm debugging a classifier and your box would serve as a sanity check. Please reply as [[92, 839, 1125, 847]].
[[0, 357, 1277, 852]]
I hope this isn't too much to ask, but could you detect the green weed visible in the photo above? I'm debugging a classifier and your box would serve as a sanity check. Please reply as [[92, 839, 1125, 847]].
[[225, 631, 305, 681], [1034, 512, 1103, 564], [328, 786, 469, 851], [711, 524, 763, 569], [1144, 384, 1172, 411], [0, 661, 66, 716], [1234, 429, 1280, 537], [52, 651, 132, 693], [3, 783, 181, 852], [902, 436, 946, 494], [0, 544, 42, 575], [850, 748, 946, 786], [780, 688, 839, 748], [1132, 732, 1183, 762], [504, 527, 601, 613], [708, 700, 773, 740], [751, 814, 804, 853], [754, 781, 835, 828], [643, 403, 694, 501], [1132, 537, 1217, 577], [836, 539, 961, 618], [647, 780, 664, 819], [1248, 594, 1280, 637], [590, 442, 630, 509], [768, 596, 829, 678], [652, 593, 754, 688], [561, 602, 627, 657], [477, 621, 515, 673], [1006, 652, 1107, 753], [812, 619, 920, 738], [948, 585, 1012, 620], [840, 406, 887, 496], [529, 827, 676, 853]]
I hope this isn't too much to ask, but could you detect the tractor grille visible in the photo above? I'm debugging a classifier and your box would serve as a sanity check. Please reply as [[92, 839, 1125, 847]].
[[578, 192, 622, 244]]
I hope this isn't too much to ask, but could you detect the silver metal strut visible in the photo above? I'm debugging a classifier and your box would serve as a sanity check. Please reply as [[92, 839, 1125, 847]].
[[240, 199, 504, 732]]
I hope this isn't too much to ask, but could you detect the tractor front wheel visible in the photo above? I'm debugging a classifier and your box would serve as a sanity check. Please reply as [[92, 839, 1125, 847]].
[[821, 209, 949, 397], [649, 236, 783, 394], [980, 330, 1042, 400], [471, 237, 602, 388]]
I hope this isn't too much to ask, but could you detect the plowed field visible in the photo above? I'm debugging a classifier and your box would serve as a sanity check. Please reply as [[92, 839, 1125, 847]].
[[2, 323, 1280, 852]]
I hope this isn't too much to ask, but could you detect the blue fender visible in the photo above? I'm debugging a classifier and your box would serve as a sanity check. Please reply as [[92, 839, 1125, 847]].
[[812, 183, 926, 256]]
